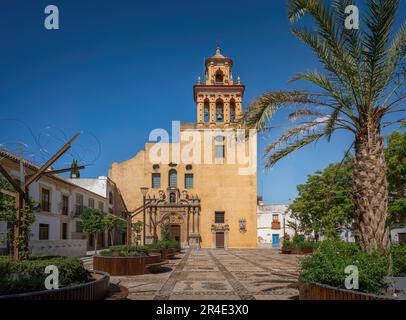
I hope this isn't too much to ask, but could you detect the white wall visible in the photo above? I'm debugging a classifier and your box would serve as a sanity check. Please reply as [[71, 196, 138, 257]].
[[29, 240, 87, 257], [30, 213, 61, 240], [257, 204, 296, 246], [391, 228, 406, 244]]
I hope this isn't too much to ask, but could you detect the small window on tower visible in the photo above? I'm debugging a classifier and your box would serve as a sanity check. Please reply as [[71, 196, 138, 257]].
[[216, 101, 224, 122], [215, 70, 224, 83], [204, 101, 210, 122], [230, 101, 236, 123]]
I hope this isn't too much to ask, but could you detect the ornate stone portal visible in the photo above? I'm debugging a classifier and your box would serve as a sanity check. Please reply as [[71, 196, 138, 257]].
[[145, 188, 201, 248]]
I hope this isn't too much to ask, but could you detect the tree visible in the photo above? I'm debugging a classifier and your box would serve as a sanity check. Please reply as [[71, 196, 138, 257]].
[[0, 177, 35, 259], [131, 221, 143, 245], [80, 208, 106, 254], [240, 0, 406, 252], [288, 160, 355, 239], [115, 218, 127, 244], [103, 216, 115, 247], [386, 128, 406, 224]]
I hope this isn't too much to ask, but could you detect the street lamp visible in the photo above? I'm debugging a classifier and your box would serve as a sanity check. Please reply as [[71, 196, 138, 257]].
[[140, 187, 149, 245], [282, 210, 287, 240]]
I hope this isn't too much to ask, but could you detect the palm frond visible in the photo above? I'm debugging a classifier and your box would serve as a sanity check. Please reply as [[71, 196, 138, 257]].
[[288, 108, 324, 120], [288, 0, 361, 97], [240, 91, 313, 131], [264, 119, 327, 155], [264, 133, 324, 169], [363, 0, 400, 105]]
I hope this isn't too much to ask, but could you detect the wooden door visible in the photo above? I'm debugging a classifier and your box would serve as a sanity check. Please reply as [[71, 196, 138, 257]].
[[169, 225, 181, 242], [216, 232, 224, 248]]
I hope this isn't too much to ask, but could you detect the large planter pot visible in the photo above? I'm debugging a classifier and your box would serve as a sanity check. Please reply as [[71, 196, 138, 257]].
[[299, 282, 398, 300], [162, 248, 176, 260], [281, 247, 314, 254], [93, 253, 162, 276], [149, 248, 177, 260], [0, 271, 110, 301]]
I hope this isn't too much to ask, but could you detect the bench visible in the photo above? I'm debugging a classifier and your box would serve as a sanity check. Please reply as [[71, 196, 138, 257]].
[[146, 260, 168, 273]]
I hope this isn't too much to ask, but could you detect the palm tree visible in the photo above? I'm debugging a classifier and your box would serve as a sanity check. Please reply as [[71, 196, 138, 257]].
[[241, 0, 406, 252]]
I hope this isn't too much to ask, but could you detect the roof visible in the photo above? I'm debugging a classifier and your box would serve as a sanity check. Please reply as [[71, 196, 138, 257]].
[[0, 149, 107, 199], [205, 47, 233, 67]]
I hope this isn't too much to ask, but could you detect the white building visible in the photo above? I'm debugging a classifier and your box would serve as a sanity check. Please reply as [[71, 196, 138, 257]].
[[257, 203, 296, 248], [0, 150, 125, 257]]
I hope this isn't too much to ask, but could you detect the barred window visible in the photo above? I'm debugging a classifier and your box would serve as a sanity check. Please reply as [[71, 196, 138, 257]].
[[152, 173, 161, 189], [169, 169, 177, 188], [185, 174, 193, 189]]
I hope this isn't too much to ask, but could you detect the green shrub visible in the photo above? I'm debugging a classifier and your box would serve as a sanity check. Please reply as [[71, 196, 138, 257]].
[[299, 240, 389, 295], [390, 244, 406, 275], [144, 240, 180, 250], [282, 239, 318, 249], [0, 256, 90, 295], [100, 245, 149, 257]]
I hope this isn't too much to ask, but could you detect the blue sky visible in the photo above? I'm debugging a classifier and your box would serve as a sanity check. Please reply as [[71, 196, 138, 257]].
[[1, 0, 405, 204]]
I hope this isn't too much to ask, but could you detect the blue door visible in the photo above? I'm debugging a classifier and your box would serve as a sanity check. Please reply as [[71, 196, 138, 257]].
[[272, 234, 279, 248]]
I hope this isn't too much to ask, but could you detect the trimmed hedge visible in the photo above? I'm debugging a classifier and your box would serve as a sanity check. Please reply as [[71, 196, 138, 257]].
[[282, 235, 319, 249], [145, 240, 180, 250], [101, 240, 180, 257], [99, 245, 149, 257], [300, 240, 406, 295], [0, 256, 91, 296]]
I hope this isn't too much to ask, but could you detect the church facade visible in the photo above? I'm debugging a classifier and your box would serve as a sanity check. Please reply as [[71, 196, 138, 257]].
[[109, 48, 257, 249]]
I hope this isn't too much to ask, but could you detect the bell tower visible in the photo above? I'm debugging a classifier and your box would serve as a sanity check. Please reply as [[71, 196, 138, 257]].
[[193, 47, 245, 128]]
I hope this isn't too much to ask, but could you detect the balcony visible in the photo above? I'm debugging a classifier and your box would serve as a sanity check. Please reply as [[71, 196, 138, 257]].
[[272, 221, 281, 229], [74, 204, 85, 217]]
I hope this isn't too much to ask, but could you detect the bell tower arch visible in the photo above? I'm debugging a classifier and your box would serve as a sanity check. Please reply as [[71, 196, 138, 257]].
[[194, 47, 245, 128]]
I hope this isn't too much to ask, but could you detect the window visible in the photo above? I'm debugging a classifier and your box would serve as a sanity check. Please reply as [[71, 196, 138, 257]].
[[152, 164, 160, 170], [98, 202, 104, 212], [61, 223, 68, 240], [152, 173, 161, 189], [215, 70, 224, 83], [215, 145, 224, 158], [75, 194, 84, 215], [169, 192, 176, 203], [230, 101, 236, 123], [272, 214, 279, 222], [185, 174, 193, 189], [215, 135, 225, 159], [76, 221, 83, 233], [109, 192, 113, 205], [168, 169, 177, 188], [186, 164, 192, 171], [215, 212, 225, 224], [204, 102, 210, 122], [88, 198, 95, 209], [216, 101, 224, 122], [39, 224, 49, 240], [41, 188, 51, 212], [62, 195, 69, 215]]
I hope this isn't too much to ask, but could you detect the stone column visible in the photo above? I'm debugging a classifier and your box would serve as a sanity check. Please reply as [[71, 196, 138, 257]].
[[187, 208, 190, 245], [192, 210, 196, 233], [210, 102, 216, 127], [194, 208, 199, 233], [224, 101, 230, 125], [197, 102, 204, 127], [236, 101, 242, 120]]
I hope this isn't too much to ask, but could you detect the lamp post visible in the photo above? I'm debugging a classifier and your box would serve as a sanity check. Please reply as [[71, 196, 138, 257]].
[[282, 210, 287, 240], [140, 187, 149, 245]]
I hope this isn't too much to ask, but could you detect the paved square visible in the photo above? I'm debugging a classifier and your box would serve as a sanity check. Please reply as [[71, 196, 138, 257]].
[[103, 248, 302, 300]]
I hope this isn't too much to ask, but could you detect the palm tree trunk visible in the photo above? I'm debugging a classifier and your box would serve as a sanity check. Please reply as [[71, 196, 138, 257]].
[[353, 122, 390, 252]]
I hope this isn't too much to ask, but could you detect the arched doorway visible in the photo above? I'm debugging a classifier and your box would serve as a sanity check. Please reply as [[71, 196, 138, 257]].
[[169, 224, 181, 242]]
